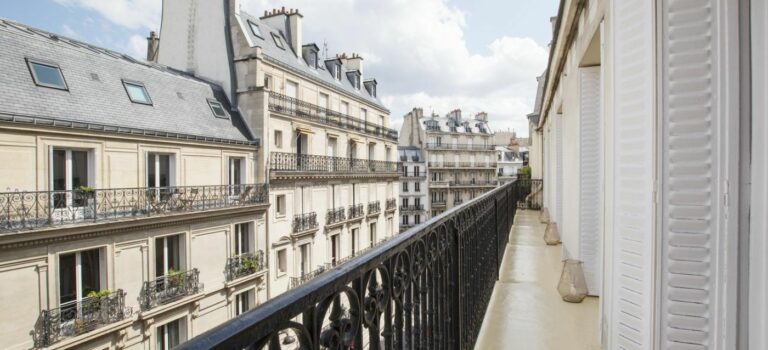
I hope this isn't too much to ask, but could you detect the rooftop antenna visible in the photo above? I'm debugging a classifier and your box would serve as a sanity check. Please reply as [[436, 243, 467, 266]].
[[322, 40, 328, 60]]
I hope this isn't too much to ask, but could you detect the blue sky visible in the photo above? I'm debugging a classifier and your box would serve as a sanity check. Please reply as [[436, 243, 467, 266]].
[[0, 0, 557, 135]]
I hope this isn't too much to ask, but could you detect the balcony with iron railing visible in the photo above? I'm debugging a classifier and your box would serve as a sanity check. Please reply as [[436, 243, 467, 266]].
[[400, 172, 426, 180], [268, 91, 398, 141], [325, 207, 346, 226], [225, 251, 266, 282], [385, 198, 397, 212], [176, 180, 525, 349], [35, 290, 131, 348], [269, 152, 399, 176], [0, 184, 268, 233], [400, 204, 425, 212], [431, 200, 447, 207], [292, 212, 318, 233], [450, 180, 497, 187], [348, 204, 364, 220], [367, 201, 381, 216], [426, 143, 495, 151], [139, 269, 203, 311]]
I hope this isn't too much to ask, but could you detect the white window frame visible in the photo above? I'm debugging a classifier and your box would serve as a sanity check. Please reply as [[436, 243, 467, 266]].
[[235, 289, 255, 316], [234, 222, 254, 255], [58, 247, 106, 308], [50, 148, 93, 209], [156, 317, 186, 350], [276, 194, 286, 217], [155, 233, 184, 277], [146, 152, 176, 188], [276, 249, 288, 276]]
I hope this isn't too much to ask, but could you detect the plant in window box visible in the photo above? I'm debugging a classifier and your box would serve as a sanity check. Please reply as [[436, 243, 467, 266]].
[[166, 268, 186, 288], [83, 290, 112, 316]]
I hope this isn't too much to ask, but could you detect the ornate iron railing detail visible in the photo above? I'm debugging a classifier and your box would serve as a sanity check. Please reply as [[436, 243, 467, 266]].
[[140, 269, 202, 311], [431, 200, 447, 207], [225, 251, 266, 282], [516, 179, 543, 210], [176, 181, 523, 350], [400, 172, 426, 180], [35, 290, 130, 347], [450, 180, 497, 187], [367, 201, 381, 215], [386, 198, 397, 211], [0, 184, 268, 232], [290, 263, 332, 289], [293, 212, 318, 233], [400, 204, 425, 212], [348, 204, 364, 220], [326, 207, 346, 226], [269, 152, 399, 174], [425, 143, 495, 151], [268, 92, 398, 141]]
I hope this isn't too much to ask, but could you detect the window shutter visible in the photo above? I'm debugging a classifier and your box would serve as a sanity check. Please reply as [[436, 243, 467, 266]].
[[659, 0, 739, 348], [579, 67, 601, 295], [556, 114, 564, 227], [609, 0, 656, 348]]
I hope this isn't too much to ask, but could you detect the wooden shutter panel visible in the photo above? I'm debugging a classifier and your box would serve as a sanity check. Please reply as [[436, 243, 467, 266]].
[[609, 0, 656, 348], [579, 67, 601, 295], [659, 0, 739, 348]]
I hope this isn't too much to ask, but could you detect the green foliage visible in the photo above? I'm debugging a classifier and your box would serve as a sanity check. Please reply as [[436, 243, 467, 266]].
[[518, 166, 531, 175], [76, 185, 95, 193], [86, 289, 112, 298]]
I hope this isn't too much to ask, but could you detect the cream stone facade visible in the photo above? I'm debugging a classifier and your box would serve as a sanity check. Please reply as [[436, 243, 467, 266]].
[[156, 2, 399, 300]]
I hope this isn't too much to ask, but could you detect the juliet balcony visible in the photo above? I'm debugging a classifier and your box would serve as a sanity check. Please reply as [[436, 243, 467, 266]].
[[225, 251, 266, 282], [450, 179, 497, 188], [348, 203, 364, 220], [400, 204, 425, 212], [385, 198, 397, 212], [292, 212, 318, 233], [427, 161, 497, 169], [268, 91, 398, 141], [425, 143, 495, 151], [0, 184, 268, 233], [367, 200, 381, 216], [139, 269, 203, 311], [269, 152, 400, 180], [325, 207, 346, 226]]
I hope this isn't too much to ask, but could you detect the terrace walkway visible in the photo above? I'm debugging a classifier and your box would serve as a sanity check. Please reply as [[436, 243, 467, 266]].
[[475, 210, 601, 350]]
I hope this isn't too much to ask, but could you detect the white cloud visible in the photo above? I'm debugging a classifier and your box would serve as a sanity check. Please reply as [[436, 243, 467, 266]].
[[247, 0, 546, 136], [60, 24, 78, 38], [53, 0, 161, 30], [124, 34, 148, 61]]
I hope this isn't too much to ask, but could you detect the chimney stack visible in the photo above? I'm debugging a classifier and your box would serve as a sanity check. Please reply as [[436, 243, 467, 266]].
[[346, 53, 364, 76], [287, 9, 303, 59], [146, 31, 159, 63]]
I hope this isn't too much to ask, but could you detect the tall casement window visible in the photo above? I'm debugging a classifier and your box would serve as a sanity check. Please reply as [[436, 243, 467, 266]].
[[318, 93, 329, 115], [414, 166, 420, 176], [414, 182, 420, 192], [235, 290, 255, 316], [51, 148, 91, 208], [402, 215, 409, 225], [285, 80, 298, 99], [331, 234, 340, 265], [59, 248, 104, 319], [155, 234, 183, 277], [299, 243, 311, 276], [229, 157, 244, 195], [156, 318, 185, 350], [415, 214, 421, 225], [234, 222, 253, 255], [340, 101, 349, 116], [276, 249, 287, 275], [275, 195, 286, 216], [415, 197, 421, 207], [351, 228, 358, 255], [147, 153, 173, 191], [369, 222, 377, 247], [361, 108, 368, 122], [402, 182, 409, 192], [402, 197, 409, 207]]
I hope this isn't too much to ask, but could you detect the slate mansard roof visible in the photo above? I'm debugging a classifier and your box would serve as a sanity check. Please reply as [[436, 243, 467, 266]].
[[397, 147, 424, 163], [0, 18, 256, 145], [235, 11, 388, 112], [419, 115, 493, 135]]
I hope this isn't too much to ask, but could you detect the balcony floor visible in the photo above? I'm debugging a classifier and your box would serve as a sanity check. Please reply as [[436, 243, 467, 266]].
[[475, 210, 601, 350]]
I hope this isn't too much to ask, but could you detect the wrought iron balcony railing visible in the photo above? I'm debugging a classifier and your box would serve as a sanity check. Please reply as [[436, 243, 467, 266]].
[[326, 207, 346, 225], [426, 143, 495, 151], [268, 91, 398, 141], [225, 251, 266, 282], [400, 204, 425, 212], [348, 204, 364, 219], [293, 212, 318, 233], [516, 179, 543, 210], [386, 198, 397, 211], [177, 180, 524, 350], [140, 269, 202, 311], [454, 198, 464, 205], [290, 263, 332, 289], [35, 290, 130, 347], [400, 172, 426, 179], [450, 180, 497, 187], [0, 184, 268, 232], [431, 200, 447, 206], [367, 201, 381, 215], [269, 152, 399, 174]]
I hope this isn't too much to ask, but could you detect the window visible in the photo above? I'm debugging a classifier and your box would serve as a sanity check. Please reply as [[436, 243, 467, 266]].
[[27, 59, 68, 90], [351, 228, 358, 254], [276, 195, 286, 216], [247, 20, 263, 38], [332, 64, 341, 80], [235, 290, 255, 316], [415, 214, 421, 224], [361, 108, 368, 122], [306, 52, 317, 68], [369, 222, 376, 247], [208, 99, 228, 118], [59, 248, 104, 320], [156, 318, 185, 350], [277, 249, 287, 275], [264, 74, 272, 89], [402, 215, 409, 225], [402, 197, 409, 207], [234, 222, 253, 255], [229, 157, 244, 190], [415, 197, 421, 207], [285, 80, 298, 99], [155, 234, 182, 277], [402, 182, 409, 192], [379, 116, 384, 127], [436, 136, 442, 145], [274, 130, 283, 148], [318, 93, 329, 109], [414, 166, 420, 176], [340, 101, 349, 115], [299, 243, 311, 276], [52, 149, 91, 208], [122, 80, 152, 105], [331, 234, 340, 265], [147, 153, 173, 189], [271, 32, 285, 49]]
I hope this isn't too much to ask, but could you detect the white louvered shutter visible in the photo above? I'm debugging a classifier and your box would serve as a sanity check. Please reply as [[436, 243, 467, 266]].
[[579, 67, 601, 296], [556, 115, 564, 227], [609, 0, 656, 348], [659, 0, 739, 348]]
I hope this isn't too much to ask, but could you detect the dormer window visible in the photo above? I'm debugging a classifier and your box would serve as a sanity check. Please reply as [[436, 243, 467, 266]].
[[247, 21, 263, 39], [302, 44, 320, 69], [364, 79, 378, 98], [346, 71, 361, 90], [306, 52, 317, 68], [271, 32, 285, 50]]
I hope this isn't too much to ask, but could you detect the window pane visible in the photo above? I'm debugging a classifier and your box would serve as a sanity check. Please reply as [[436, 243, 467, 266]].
[[248, 21, 263, 38], [71, 150, 89, 189], [155, 237, 165, 276], [53, 149, 67, 208], [230, 158, 242, 186], [159, 154, 170, 187], [148, 154, 157, 188], [209, 101, 227, 117], [125, 82, 150, 104], [31, 62, 66, 88], [167, 320, 180, 348], [156, 323, 166, 350], [59, 252, 76, 305], [80, 248, 101, 296], [167, 235, 180, 271]]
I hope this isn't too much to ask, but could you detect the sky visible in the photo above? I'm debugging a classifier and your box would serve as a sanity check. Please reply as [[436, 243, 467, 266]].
[[0, 0, 557, 137]]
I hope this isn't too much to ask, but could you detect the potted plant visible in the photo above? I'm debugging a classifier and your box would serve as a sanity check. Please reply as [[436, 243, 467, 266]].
[[166, 268, 185, 288], [84, 289, 112, 316]]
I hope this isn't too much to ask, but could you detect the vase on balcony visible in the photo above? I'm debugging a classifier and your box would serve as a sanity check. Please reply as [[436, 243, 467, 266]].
[[539, 207, 550, 223], [543, 222, 560, 245], [557, 259, 588, 303]]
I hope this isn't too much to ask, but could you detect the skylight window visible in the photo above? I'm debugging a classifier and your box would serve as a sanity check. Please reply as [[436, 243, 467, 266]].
[[208, 99, 228, 118], [271, 32, 285, 49], [26, 59, 68, 90], [247, 20, 263, 38], [122, 80, 152, 105]]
